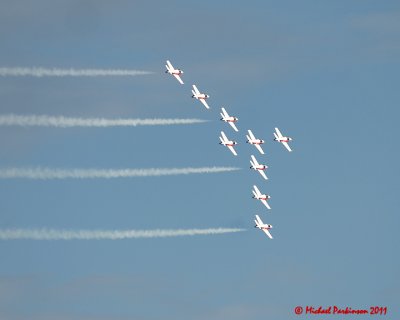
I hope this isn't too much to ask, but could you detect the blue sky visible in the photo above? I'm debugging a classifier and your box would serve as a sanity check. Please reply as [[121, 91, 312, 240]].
[[0, 1, 399, 319]]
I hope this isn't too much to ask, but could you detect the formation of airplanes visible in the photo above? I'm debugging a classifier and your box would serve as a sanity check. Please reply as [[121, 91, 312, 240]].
[[165, 60, 294, 239]]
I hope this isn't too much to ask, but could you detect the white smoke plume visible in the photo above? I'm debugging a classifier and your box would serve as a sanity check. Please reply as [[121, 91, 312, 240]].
[[0, 114, 207, 128], [0, 167, 240, 179], [0, 67, 153, 77], [0, 228, 246, 240]]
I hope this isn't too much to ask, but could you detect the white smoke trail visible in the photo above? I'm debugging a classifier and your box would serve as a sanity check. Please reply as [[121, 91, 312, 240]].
[[0, 67, 153, 77], [0, 114, 207, 128], [0, 167, 240, 179], [0, 228, 246, 240]]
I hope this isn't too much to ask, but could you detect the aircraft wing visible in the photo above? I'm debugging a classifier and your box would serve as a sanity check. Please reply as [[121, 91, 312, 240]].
[[248, 130, 256, 140], [229, 122, 239, 132], [253, 185, 261, 196], [263, 228, 273, 239], [173, 74, 184, 84], [250, 159, 255, 168], [227, 145, 238, 156], [258, 170, 268, 180], [251, 155, 258, 166], [200, 99, 210, 109], [220, 131, 228, 142], [282, 141, 292, 152], [255, 215, 263, 225], [166, 60, 174, 69], [221, 107, 229, 117], [275, 127, 283, 138], [192, 85, 200, 94], [261, 199, 271, 210], [255, 144, 265, 155]]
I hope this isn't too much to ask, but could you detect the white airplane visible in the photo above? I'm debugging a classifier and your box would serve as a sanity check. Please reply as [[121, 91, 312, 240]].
[[246, 129, 265, 154], [274, 127, 292, 152], [254, 214, 273, 239], [220, 107, 239, 132], [252, 185, 271, 210], [250, 155, 268, 180], [191, 85, 210, 109], [165, 60, 184, 84], [219, 131, 238, 156]]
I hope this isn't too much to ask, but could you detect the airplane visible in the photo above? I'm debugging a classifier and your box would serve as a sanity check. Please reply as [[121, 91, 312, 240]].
[[274, 127, 292, 152], [254, 214, 273, 239], [191, 85, 210, 109], [252, 185, 271, 210], [219, 131, 238, 156], [246, 129, 265, 154], [220, 107, 239, 132], [250, 155, 268, 180], [165, 60, 184, 84]]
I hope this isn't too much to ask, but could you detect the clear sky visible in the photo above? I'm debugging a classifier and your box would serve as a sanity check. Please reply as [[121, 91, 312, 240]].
[[0, 1, 399, 319]]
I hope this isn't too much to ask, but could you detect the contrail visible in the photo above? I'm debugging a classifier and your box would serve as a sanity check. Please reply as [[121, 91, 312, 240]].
[[0, 167, 240, 179], [0, 67, 153, 77], [0, 228, 246, 240], [0, 114, 207, 128]]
